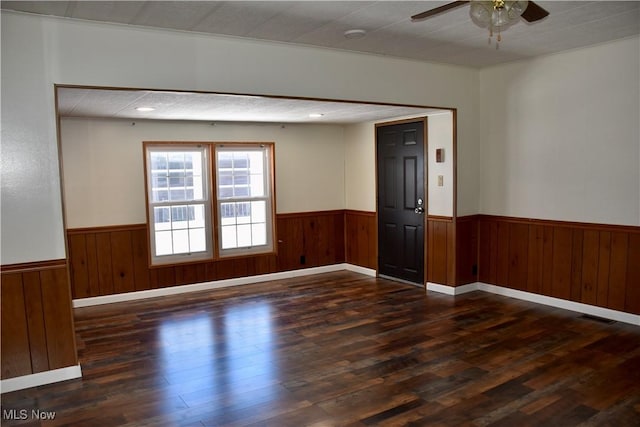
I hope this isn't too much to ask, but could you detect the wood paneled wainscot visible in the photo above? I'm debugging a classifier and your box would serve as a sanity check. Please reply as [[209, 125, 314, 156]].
[[478, 215, 640, 315], [425, 215, 479, 287], [344, 210, 377, 270], [1, 260, 78, 380], [427, 216, 456, 286], [67, 211, 346, 299]]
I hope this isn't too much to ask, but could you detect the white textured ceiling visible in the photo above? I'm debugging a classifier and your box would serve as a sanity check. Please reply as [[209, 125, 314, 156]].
[[2, 1, 639, 68], [57, 87, 439, 123]]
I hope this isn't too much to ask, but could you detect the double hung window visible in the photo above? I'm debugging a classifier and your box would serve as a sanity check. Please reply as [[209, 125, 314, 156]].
[[144, 142, 274, 266], [216, 146, 274, 257]]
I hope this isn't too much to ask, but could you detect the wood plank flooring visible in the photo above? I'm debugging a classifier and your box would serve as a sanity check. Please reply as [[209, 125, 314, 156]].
[[2, 271, 639, 426]]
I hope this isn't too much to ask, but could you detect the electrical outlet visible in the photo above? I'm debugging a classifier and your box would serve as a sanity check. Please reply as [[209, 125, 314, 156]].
[[300, 255, 306, 265], [438, 175, 444, 186]]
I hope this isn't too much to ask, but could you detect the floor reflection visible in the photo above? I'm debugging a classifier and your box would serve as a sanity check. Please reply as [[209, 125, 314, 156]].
[[224, 301, 277, 406], [159, 313, 217, 412], [158, 300, 278, 416]]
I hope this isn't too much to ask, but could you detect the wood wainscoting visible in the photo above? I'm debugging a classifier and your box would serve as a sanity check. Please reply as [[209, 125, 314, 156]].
[[65, 210, 471, 299], [66, 211, 639, 314], [426, 216, 456, 286], [67, 210, 346, 299], [456, 215, 479, 286], [344, 210, 377, 270], [425, 215, 479, 287], [477, 215, 640, 315], [1, 260, 78, 380]]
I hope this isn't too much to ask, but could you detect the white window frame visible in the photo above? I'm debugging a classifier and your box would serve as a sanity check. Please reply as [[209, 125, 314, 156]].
[[145, 144, 213, 266], [215, 144, 275, 258]]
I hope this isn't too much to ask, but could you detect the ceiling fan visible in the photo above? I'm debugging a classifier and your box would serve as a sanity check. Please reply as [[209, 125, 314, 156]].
[[412, 0, 549, 42]]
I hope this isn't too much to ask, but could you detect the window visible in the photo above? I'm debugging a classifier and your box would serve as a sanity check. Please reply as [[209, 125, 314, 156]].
[[216, 145, 274, 257], [144, 142, 274, 266], [146, 145, 213, 265]]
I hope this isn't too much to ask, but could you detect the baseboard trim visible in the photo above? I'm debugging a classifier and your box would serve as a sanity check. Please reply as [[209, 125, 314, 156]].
[[426, 282, 640, 326], [343, 264, 377, 277], [477, 283, 640, 326], [1, 364, 82, 394], [426, 282, 477, 295], [73, 264, 374, 308]]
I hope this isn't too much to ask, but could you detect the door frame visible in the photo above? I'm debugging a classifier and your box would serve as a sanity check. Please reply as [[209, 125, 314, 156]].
[[374, 116, 429, 287]]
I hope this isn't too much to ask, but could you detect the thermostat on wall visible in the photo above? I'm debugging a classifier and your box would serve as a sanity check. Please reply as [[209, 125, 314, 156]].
[[436, 148, 444, 163]]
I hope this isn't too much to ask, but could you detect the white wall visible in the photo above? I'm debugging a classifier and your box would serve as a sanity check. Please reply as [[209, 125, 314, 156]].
[[344, 122, 376, 212], [1, 11, 478, 264], [1, 13, 67, 263], [427, 112, 454, 217], [61, 118, 345, 228], [479, 36, 640, 226]]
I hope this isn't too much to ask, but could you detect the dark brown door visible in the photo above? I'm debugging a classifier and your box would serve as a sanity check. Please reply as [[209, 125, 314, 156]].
[[376, 120, 425, 284]]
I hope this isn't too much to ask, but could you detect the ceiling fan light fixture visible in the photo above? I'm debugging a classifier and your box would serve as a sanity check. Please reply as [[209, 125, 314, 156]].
[[470, 1, 493, 28], [509, 0, 529, 18], [469, 0, 528, 43], [492, 6, 511, 27]]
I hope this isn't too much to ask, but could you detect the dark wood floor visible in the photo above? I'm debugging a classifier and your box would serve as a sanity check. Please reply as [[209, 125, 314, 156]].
[[2, 271, 639, 426]]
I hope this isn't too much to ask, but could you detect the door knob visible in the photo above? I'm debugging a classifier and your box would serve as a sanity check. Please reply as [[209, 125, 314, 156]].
[[415, 206, 424, 214]]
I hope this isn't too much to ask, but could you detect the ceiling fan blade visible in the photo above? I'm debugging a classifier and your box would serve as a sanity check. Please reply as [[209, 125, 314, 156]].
[[411, 1, 470, 21], [520, 1, 549, 22]]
